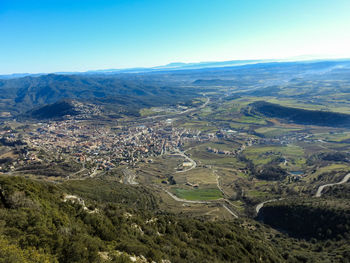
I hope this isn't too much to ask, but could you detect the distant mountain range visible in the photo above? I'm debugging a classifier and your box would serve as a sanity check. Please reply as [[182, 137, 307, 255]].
[[1, 59, 350, 120], [0, 59, 262, 79], [2, 57, 349, 79]]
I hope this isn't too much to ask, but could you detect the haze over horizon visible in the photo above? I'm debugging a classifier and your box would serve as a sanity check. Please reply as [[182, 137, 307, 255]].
[[1, 0, 350, 74]]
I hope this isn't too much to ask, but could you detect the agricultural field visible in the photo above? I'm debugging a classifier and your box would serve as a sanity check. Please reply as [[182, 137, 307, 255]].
[[173, 188, 223, 201], [254, 127, 302, 137], [243, 144, 306, 168]]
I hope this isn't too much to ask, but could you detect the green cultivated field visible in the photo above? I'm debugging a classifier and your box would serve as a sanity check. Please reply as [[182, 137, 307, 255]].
[[255, 127, 302, 137], [311, 132, 350, 142], [174, 188, 223, 201]]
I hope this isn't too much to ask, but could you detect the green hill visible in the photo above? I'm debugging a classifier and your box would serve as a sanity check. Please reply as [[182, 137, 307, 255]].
[[250, 101, 350, 128], [24, 100, 79, 119], [0, 74, 198, 117]]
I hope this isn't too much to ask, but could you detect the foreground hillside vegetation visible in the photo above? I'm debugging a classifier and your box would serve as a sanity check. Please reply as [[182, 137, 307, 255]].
[[1, 176, 350, 262], [0, 176, 285, 263]]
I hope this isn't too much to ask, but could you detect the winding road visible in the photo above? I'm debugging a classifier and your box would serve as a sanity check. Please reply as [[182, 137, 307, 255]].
[[163, 189, 210, 204], [315, 172, 350, 197], [172, 148, 197, 173], [163, 188, 239, 218], [256, 172, 350, 215], [255, 198, 284, 214]]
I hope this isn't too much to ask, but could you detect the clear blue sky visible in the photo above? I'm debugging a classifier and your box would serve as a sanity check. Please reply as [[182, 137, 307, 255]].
[[1, 0, 350, 74]]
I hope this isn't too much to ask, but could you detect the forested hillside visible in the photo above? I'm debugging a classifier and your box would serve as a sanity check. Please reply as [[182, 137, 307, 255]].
[[0, 74, 198, 117], [258, 198, 350, 240], [250, 101, 350, 127], [0, 176, 283, 263]]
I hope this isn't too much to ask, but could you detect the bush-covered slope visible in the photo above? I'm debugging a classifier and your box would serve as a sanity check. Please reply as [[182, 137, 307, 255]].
[[0, 176, 283, 263], [321, 184, 350, 199], [258, 198, 350, 240]]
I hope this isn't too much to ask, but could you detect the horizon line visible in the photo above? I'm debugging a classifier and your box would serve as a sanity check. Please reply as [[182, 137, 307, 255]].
[[1, 55, 350, 77]]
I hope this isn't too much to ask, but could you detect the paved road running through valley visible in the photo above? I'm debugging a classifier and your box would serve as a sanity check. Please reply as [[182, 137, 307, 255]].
[[315, 173, 350, 197], [256, 172, 350, 215]]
